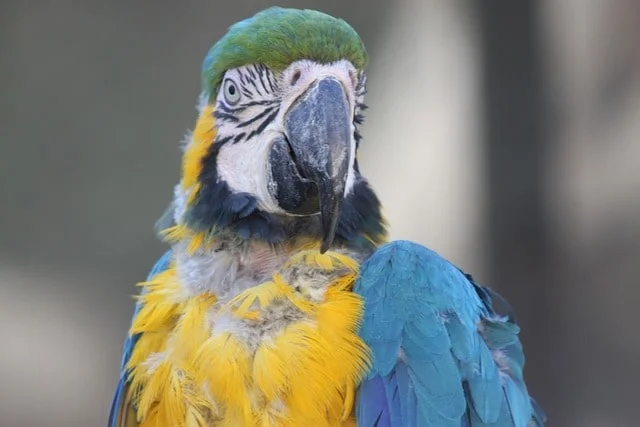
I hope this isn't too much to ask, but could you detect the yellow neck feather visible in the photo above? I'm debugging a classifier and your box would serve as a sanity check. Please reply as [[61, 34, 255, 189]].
[[126, 251, 369, 426]]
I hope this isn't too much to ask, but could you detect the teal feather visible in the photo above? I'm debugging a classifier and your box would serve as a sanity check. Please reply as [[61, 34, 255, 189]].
[[396, 362, 417, 425], [354, 240, 544, 426]]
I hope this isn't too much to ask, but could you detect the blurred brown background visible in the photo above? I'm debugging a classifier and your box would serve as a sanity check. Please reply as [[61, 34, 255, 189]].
[[1, 1, 639, 426]]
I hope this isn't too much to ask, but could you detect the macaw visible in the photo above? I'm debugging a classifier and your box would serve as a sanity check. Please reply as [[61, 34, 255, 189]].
[[109, 7, 546, 427]]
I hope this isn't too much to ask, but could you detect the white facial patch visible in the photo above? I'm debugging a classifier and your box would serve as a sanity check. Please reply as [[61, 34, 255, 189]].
[[216, 130, 283, 213], [213, 60, 364, 214]]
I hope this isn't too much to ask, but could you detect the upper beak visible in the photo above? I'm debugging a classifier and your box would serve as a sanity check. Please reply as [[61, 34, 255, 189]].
[[284, 77, 352, 253]]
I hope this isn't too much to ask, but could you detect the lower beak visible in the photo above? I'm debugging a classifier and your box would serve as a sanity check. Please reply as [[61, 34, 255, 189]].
[[284, 77, 352, 253]]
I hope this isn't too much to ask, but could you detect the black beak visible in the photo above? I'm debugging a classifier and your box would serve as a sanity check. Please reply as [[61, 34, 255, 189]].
[[269, 77, 351, 253]]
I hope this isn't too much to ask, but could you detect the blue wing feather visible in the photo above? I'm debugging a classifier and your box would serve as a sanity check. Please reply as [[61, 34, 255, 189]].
[[108, 250, 173, 427], [357, 374, 392, 426], [354, 241, 545, 427]]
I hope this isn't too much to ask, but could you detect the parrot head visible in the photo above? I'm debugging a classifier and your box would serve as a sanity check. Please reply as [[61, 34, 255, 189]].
[[164, 7, 386, 253]]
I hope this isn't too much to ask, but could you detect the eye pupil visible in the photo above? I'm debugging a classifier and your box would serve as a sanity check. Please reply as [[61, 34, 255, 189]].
[[228, 85, 236, 95]]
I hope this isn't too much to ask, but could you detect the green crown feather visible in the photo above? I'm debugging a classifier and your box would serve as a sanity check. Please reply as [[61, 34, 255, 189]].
[[202, 7, 367, 98]]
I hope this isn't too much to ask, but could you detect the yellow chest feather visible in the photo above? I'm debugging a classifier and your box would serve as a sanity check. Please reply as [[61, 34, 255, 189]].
[[126, 251, 369, 426]]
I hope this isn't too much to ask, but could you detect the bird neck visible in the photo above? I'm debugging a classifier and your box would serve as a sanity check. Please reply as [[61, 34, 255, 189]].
[[168, 231, 365, 302]]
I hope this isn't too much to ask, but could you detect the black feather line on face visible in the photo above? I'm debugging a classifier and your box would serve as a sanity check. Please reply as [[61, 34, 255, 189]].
[[238, 69, 247, 86], [241, 87, 253, 98], [246, 107, 279, 141], [232, 132, 246, 143], [257, 65, 269, 94], [184, 135, 286, 243], [353, 73, 367, 149], [237, 106, 276, 128], [245, 99, 279, 107], [217, 103, 245, 114], [218, 99, 278, 116], [213, 110, 240, 123], [265, 69, 276, 92], [249, 74, 263, 96], [354, 129, 363, 148]]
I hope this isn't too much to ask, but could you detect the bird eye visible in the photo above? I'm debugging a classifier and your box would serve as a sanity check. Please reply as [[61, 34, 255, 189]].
[[223, 79, 241, 105]]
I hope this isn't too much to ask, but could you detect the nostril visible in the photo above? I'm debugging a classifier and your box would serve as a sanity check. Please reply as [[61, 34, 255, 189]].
[[290, 70, 301, 86]]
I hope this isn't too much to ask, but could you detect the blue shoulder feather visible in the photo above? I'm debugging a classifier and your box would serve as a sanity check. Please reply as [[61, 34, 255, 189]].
[[354, 241, 545, 427], [108, 250, 173, 427]]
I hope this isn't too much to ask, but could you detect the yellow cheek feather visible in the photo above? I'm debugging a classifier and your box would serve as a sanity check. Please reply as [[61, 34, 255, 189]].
[[182, 103, 216, 201], [155, 104, 219, 254], [125, 252, 370, 426]]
